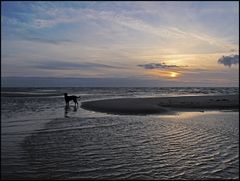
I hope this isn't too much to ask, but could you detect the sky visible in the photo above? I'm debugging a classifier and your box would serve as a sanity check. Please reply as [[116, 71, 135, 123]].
[[1, 1, 239, 87]]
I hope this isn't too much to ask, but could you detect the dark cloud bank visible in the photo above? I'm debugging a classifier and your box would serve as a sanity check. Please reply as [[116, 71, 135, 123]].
[[218, 54, 239, 67], [34, 61, 120, 70], [2, 76, 237, 87], [1, 77, 180, 87]]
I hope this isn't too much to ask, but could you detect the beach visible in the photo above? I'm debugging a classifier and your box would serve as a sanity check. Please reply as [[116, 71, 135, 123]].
[[81, 94, 239, 115], [1, 87, 239, 180]]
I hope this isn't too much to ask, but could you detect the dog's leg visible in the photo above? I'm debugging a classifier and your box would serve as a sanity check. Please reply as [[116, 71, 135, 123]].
[[74, 100, 78, 107]]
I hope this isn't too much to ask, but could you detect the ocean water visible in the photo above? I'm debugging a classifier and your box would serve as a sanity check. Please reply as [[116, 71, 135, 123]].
[[1, 87, 239, 180]]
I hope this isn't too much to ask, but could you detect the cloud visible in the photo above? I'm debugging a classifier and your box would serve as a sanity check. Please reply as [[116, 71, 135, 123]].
[[138, 62, 187, 69], [34, 60, 121, 70], [217, 54, 239, 67], [23, 36, 74, 45], [3, 2, 237, 54]]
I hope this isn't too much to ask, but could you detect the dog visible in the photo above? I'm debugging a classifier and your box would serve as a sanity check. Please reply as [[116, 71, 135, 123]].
[[64, 93, 80, 107]]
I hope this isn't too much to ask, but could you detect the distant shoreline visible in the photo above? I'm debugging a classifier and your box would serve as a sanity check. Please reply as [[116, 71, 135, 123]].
[[1, 92, 62, 97], [81, 94, 239, 115]]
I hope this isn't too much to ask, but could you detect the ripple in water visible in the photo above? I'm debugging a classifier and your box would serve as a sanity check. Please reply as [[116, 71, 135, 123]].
[[10, 112, 238, 180]]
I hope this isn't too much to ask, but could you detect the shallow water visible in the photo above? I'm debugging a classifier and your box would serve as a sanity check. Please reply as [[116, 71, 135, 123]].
[[1, 87, 239, 180]]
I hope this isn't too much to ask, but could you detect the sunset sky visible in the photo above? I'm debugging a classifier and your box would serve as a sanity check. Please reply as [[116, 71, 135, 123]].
[[2, 1, 239, 87]]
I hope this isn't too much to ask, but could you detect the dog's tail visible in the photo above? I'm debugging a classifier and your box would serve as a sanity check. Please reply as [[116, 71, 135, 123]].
[[77, 96, 81, 99]]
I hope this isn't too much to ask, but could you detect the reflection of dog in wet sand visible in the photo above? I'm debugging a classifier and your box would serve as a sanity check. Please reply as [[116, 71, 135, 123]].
[[64, 93, 80, 107]]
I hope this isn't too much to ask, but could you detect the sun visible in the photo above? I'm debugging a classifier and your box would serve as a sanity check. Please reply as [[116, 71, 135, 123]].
[[170, 72, 177, 78]]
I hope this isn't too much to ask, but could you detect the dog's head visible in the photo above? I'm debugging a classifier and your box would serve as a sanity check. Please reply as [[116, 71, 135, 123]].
[[64, 93, 68, 96]]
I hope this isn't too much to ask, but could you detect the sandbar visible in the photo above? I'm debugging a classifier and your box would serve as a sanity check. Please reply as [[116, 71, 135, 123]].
[[81, 94, 239, 115]]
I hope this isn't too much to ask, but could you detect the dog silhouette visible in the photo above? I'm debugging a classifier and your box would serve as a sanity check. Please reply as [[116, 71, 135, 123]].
[[64, 93, 80, 107]]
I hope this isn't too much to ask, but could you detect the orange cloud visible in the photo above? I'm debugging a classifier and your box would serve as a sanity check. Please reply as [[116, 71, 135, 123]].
[[144, 69, 182, 79]]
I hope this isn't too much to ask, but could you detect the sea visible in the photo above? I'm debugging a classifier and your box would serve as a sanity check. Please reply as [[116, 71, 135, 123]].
[[1, 87, 239, 180]]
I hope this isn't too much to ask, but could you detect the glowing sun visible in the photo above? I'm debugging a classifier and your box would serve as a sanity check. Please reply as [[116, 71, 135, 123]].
[[170, 72, 178, 78]]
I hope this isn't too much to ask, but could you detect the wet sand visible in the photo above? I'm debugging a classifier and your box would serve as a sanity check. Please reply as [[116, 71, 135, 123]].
[[81, 94, 239, 115]]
